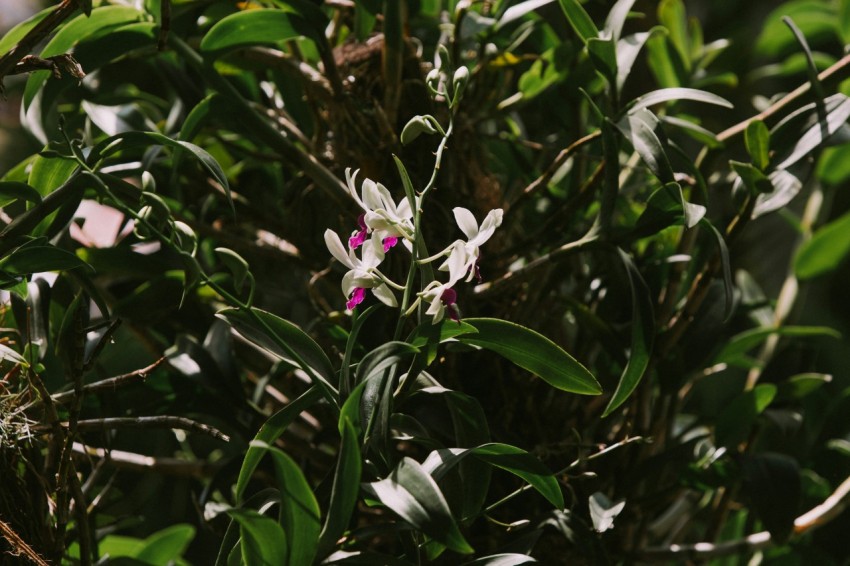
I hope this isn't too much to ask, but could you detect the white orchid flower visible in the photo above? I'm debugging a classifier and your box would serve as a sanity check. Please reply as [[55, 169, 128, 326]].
[[345, 168, 415, 251], [419, 280, 461, 324], [324, 229, 398, 310], [438, 207, 503, 282]]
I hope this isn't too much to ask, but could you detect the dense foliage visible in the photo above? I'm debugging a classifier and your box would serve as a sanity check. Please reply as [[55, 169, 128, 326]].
[[3, 0, 850, 564]]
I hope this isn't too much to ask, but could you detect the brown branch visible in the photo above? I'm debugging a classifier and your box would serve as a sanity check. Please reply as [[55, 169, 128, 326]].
[[52, 357, 165, 403], [72, 442, 220, 478], [69, 416, 230, 442], [0, 519, 49, 566], [636, 474, 850, 561], [716, 51, 850, 143], [8, 53, 85, 80], [0, 0, 82, 93], [511, 130, 602, 208]]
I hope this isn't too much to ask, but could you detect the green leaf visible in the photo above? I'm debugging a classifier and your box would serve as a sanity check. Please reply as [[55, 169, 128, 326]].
[[423, 443, 564, 509], [645, 31, 683, 88], [0, 7, 53, 56], [745, 120, 771, 171], [715, 384, 777, 448], [407, 319, 477, 366], [215, 248, 250, 292], [317, 418, 362, 559], [587, 37, 617, 92], [29, 152, 79, 198], [249, 441, 320, 566], [715, 326, 840, 368], [369, 457, 474, 554], [215, 307, 337, 401], [796, 209, 850, 279], [235, 386, 324, 502], [557, 0, 598, 44], [602, 0, 636, 43], [135, 524, 196, 563], [661, 115, 720, 147], [200, 9, 321, 56], [657, 0, 690, 72], [626, 87, 732, 114], [701, 219, 734, 320], [227, 509, 287, 566], [0, 182, 43, 208], [464, 555, 537, 566], [458, 318, 600, 395], [742, 453, 801, 543], [776, 94, 850, 170], [756, 0, 837, 57], [23, 6, 146, 108], [616, 108, 674, 183], [602, 249, 654, 416], [616, 30, 659, 92], [497, 0, 555, 30], [633, 182, 705, 238], [89, 131, 232, 210], [0, 245, 92, 276], [341, 305, 381, 398], [752, 169, 803, 218], [776, 373, 832, 401], [731, 161, 772, 195]]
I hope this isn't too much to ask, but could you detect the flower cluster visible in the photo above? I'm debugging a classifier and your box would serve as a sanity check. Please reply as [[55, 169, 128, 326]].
[[325, 169, 502, 323]]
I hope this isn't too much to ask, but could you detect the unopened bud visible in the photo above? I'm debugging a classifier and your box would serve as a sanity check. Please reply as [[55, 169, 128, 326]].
[[400, 115, 439, 145]]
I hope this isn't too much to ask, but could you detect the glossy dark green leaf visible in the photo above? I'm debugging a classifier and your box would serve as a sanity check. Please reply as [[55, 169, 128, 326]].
[[753, 169, 803, 218], [602, 249, 654, 416], [341, 305, 381, 398], [745, 120, 771, 171], [715, 384, 777, 448], [0, 182, 42, 207], [796, 209, 850, 279], [617, 108, 674, 183], [356, 341, 420, 385], [369, 457, 473, 554], [89, 131, 231, 209], [317, 418, 362, 559], [731, 161, 772, 195], [422, 443, 564, 509], [227, 509, 287, 566], [646, 32, 683, 88], [407, 319, 477, 365], [742, 453, 801, 543], [633, 182, 705, 238], [626, 87, 732, 114], [200, 9, 320, 56], [776, 94, 850, 170], [249, 441, 320, 566], [587, 37, 617, 91], [557, 0, 598, 44], [0, 245, 92, 275], [616, 30, 658, 92], [458, 318, 600, 395], [235, 386, 323, 502], [215, 307, 337, 400]]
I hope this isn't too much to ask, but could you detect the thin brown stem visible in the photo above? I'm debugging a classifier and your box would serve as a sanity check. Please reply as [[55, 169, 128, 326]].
[[0, 519, 49, 566], [52, 357, 166, 403], [67, 416, 230, 441]]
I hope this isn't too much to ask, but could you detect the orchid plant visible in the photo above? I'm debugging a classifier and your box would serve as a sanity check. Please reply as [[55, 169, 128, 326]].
[[324, 58, 503, 325]]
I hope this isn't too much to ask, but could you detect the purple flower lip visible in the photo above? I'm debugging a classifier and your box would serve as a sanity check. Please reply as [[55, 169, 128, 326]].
[[348, 214, 369, 249], [382, 236, 399, 252], [440, 288, 460, 322], [346, 287, 366, 310]]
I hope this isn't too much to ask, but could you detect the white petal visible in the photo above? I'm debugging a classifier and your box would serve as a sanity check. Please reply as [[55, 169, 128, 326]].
[[361, 178, 383, 210], [346, 168, 365, 209], [341, 271, 357, 296], [445, 242, 469, 284], [471, 209, 503, 246], [372, 283, 398, 307], [361, 233, 386, 267], [325, 229, 356, 268], [453, 207, 479, 240]]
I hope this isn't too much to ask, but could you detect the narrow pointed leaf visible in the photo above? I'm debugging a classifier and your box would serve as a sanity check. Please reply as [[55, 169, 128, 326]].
[[626, 88, 732, 114], [216, 307, 337, 400], [458, 318, 600, 395], [602, 249, 654, 416], [227, 509, 287, 566], [557, 0, 598, 43], [796, 209, 850, 279], [317, 418, 362, 558], [369, 457, 473, 554]]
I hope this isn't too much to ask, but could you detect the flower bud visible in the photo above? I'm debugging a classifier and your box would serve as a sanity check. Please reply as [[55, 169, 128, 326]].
[[173, 221, 197, 255], [400, 115, 439, 145], [452, 66, 470, 104]]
